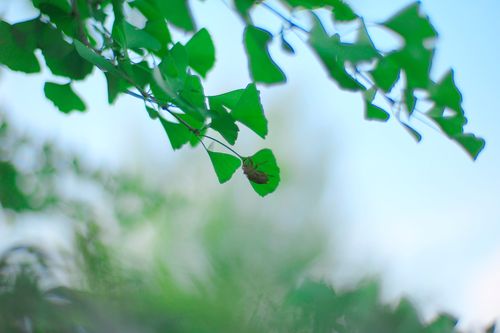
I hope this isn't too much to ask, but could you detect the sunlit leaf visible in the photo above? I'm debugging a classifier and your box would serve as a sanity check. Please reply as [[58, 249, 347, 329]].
[[185, 28, 216, 78], [207, 151, 241, 184], [243, 148, 280, 196], [430, 70, 463, 113], [244, 25, 286, 84], [309, 16, 364, 91], [383, 2, 438, 44], [159, 117, 192, 150]]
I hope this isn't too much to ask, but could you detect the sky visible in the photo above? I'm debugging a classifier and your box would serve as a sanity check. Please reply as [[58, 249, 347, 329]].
[[1, 0, 500, 331]]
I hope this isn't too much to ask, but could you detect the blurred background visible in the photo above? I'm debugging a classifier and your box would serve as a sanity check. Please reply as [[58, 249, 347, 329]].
[[0, 0, 499, 332]]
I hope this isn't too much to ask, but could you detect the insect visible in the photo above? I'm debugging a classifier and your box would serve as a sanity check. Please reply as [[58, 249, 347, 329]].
[[242, 158, 269, 184]]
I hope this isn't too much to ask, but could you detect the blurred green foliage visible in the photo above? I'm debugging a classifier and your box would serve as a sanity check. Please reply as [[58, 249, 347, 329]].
[[0, 112, 494, 332]]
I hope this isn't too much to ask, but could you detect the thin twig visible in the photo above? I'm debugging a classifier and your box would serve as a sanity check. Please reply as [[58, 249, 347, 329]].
[[260, 2, 308, 33]]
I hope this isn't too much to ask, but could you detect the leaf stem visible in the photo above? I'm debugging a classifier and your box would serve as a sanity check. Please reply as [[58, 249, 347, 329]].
[[201, 134, 244, 159]]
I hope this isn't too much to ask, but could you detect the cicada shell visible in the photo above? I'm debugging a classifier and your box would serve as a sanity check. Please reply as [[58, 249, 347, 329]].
[[242, 158, 269, 184]]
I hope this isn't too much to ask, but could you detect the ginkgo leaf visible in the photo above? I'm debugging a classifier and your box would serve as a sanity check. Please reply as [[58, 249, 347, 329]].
[[383, 2, 438, 44], [309, 16, 364, 91], [159, 117, 192, 150], [242, 149, 280, 197], [185, 28, 216, 78], [209, 84, 267, 138], [244, 25, 286, 84], [453, 133, 485, 160], [154, 0, 195, 31], [209, 108, 239, 145], [44, 82, 86, 113], [365, 102, 390, 121], [430, 70, 463, 113], [332, 0, 358, 22], [207, 150, 241, 184], [0, 20, 40, 73]]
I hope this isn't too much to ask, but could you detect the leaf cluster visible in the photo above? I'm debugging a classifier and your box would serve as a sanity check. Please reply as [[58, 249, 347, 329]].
[[0, 0, 485, 197]]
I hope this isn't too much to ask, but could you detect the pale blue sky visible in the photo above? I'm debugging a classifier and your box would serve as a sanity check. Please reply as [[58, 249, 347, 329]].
[[1, 0, 500, 331]]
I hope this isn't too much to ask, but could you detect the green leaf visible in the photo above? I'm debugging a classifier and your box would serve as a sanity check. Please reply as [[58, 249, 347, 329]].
[[209, 108, 239, 145], [332, 0, 358, 22], [244, 25, 286, 84], [145, 106, 159, 120], [453, 133, 485, 160], [122, 21, 162, 51], [207, 151, 241, 184], [185, 28, 216, 78], [154, 0, 195, 32], [158, 43, 189, 93], [209, 84, 267, 138], [309, 17, 364, 91], [231, 84, 268, 138], [432, 115, 466, 137], [129, 0, 162, 20], [105, 72, 130, 104], [179, 74, 207, 121], [233, 0, 256, 21], [383, 2, 438, 44], [144, 19, 172, 55], [364, 99, 390, 122], [32, 0, 72, 14], [370, 53, 400, 93], [209, 89, 245, 110], [0, 21, 40, 73], [37, 22, 93, 80], [44, 82, 86, 113], [159, 117, 192, 150], [404, 87, 416, 115], [394, 44, 434, 89], [74, 40, 119, 75], [430, 70, 463, 113], [243, 149, 280, 197]]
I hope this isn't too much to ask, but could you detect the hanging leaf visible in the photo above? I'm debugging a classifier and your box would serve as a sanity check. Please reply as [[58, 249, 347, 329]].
[[309, 16, 364, 91], [365, 102, 390, 122], [209, 108, 239, 145], [154, 0, 195, 32], [383, 2, 438, 45], [453, 133, 485, 160], [185, 28, 216, 78], [242, 149, 280, 196], [0, 20, 40, 73], [209, 84, 267, 138], [44, 82, 86, 113], [244, 25, 286, 84], [207, 151, 241, 184], [430, 70, 463, 113], [332, 0, 358, 22], [122, 21, 162, 51], [231, 84, 268, 138], [370, 53, 400, 93], [159, 117, 192, 150]]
